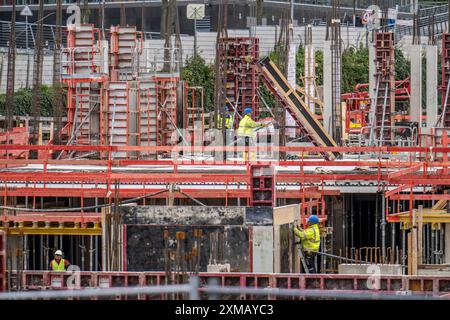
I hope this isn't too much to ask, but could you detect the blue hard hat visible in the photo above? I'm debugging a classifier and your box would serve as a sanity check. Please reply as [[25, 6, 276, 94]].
[[244, 108, 252, 114], [307, 215, 319, 224]]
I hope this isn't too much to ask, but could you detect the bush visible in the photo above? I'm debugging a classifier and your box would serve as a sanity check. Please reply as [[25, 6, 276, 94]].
[[181, 55, 215, 113], [0, 85, 66, 117]]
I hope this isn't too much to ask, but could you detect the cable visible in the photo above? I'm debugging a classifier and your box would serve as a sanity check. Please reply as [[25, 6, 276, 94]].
[[177, 190, 207, 207], [0, 189, 169, 213]]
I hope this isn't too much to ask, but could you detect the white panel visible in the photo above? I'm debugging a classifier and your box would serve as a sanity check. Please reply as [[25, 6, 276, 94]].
[[426, 45, 438, 128], [323, 40, 332, 135], [409, 45, 422, 124], [252, 226, 274, 273]]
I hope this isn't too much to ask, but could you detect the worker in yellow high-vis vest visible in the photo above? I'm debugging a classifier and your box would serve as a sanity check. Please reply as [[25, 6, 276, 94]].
[[50, 250, 71, 271], [294, 215, 321, 273], [237, 108, 263, 161], [216, 105, 234, 130]]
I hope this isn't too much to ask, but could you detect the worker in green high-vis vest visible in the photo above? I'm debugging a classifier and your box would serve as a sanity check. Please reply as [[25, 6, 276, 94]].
[[50, 250, 71, 271]]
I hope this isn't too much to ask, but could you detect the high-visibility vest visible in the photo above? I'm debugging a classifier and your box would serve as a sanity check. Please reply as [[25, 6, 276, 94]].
[[237, 115, 260, 138], [294, 224, 321, 253], [217, 114, 233, 129], [51, 259, 66, 271]]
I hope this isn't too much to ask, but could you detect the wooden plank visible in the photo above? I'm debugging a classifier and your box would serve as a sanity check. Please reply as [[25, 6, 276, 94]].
[[412, 209, 418, 275], [418, 205, 423, 265]]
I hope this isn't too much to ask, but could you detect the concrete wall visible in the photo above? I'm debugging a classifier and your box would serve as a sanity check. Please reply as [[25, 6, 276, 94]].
[[338, 263, 402, 275], [273, 204, 300, 273], [145, 25, 367, 65], [0, 50, 54, 94], [121, 205, 274, 272]]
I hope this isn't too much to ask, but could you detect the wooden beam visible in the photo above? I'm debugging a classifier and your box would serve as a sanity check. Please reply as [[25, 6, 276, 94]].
[[418, 205, 423, 265]]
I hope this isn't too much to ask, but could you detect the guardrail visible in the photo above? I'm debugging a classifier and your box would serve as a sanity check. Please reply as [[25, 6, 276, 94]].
[[4, 271, 450, 300]]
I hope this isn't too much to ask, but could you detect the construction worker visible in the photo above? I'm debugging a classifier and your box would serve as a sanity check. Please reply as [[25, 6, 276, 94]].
[[237, 107, 263, 161], [294, 215, 321, 273], [216, 105, 234, 130], [50, 250, 71, 272]]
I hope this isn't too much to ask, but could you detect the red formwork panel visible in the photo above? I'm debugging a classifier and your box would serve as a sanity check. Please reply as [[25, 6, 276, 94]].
[[0, 231, 5, 292], [218, 37, 260, 121], [373, 32, 395, 144], [249, 165, 274, 206]]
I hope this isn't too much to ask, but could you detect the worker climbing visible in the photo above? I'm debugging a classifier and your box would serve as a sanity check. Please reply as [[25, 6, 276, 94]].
[[237, 107, 264, 161], [294, 215, 321, 273], [49, 250, 71, 272]]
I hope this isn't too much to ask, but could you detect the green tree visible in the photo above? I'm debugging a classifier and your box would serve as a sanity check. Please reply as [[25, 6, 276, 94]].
[[341, 46, 369, 93], [0, 85, 65, 117], [181, 55, 215, 113]]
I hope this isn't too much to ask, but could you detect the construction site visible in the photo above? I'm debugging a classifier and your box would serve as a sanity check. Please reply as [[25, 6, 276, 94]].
[[0, 0, 450, 301]]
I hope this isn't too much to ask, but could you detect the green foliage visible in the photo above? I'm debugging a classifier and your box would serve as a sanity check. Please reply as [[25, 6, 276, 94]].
[[295, 47, 324, 86], [0, 85, 65, 117], [181, 55, 215, 112], [341, 46, 369, 93], [394, 48, 410, 81], [178, 45, 411, 117]]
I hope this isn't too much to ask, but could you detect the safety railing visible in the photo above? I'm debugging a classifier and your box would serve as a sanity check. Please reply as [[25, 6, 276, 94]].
[[138, 46, 182, 77], [3, 272, 450, 300], [61, 46, 106, 79]]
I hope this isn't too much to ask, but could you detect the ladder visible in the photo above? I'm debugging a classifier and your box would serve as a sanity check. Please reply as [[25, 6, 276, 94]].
[[107, 81, 130, 158], [139, 80, 159, 158]]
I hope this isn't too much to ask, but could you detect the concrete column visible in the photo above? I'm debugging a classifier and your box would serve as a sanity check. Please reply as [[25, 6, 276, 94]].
[[445, 224, 450, 263], [304, 44, 315, 113], [323, 40, 332, 136], [409, 45, 422, 125], [426, 45, 438, 128]]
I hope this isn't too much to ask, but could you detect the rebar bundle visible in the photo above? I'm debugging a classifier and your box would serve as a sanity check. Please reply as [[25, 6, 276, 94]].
[[31, 0, 45, 146], [4, 1, 16, 131]]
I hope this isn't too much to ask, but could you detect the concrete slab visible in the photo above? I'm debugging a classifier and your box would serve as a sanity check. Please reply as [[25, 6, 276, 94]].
[[338, 263, 402, 275]]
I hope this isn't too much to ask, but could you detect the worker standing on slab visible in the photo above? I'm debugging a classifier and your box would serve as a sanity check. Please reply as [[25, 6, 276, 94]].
[[294, 215, 321, 273], [217, 105, 234, 130], [237, 108, 263, 161], [50, 250, 71, 271]]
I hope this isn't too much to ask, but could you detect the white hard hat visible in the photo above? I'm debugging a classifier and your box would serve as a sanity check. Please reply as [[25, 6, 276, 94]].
[[55, 250, 63, 256]]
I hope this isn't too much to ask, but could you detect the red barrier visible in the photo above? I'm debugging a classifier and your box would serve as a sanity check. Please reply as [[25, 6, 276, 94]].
[[6, 271, 450, 299]]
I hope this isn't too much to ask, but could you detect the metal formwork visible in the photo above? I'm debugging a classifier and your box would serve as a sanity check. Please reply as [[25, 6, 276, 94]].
[[110, 25, 142, 81], [373, 32, 395, 145], [250, 165, 274, 206], [441, 33, 450, 127], [106, 81, 140, 159], [63, 24, 106, 147], [158, 78, 179, 147], [139, 80, 159, 158], [218, 37, 260, 119]]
